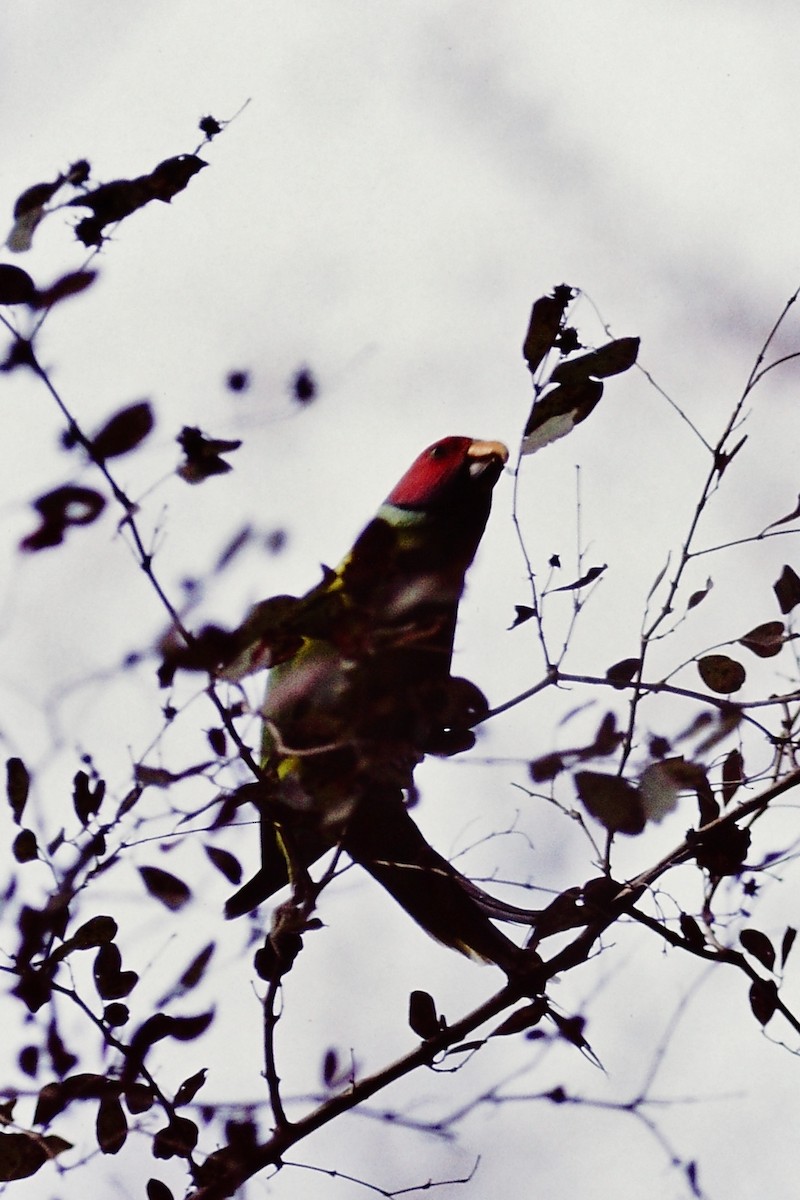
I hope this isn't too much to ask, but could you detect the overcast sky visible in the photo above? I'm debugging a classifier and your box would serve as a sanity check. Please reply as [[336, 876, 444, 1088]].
[[2, 5, 800, 1199]]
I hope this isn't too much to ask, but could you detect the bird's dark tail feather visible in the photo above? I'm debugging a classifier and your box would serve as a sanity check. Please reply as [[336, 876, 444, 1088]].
[[225, 793, 539, 979], [341, 793, 534, 976]]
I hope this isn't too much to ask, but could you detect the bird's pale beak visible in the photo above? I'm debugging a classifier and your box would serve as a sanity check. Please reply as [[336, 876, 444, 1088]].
[[467, 440, 509, 479]]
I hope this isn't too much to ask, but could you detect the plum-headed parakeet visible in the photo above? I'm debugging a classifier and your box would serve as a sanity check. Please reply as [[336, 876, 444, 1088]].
[[222, 436, 537, 977]]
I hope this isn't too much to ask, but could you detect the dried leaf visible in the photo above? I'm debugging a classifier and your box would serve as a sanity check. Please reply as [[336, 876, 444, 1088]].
[[32, 270, 96, 310], [774, 565, 800, 615], [124, 1083, 154, 1114], [721, 749, 744, 805], [14, 179, 62, 218], [738, 620, 785, 658], [550, 564, 607, 593], [764, 493, 800, 531], [6, 757, 30, 823], [550, 336, 640, 383], [646, 553, 671, 602], [740, 928, 776, 972], [679, 913, 706, 951], [686, 578, 713, 611], [138, 866, 192, 911], [179, 944, 215, 992], [0, 1132, 71, 1181], [322, 1049, 339, 1086], [93, 944, 138, 1000], [605, 658, 641, 689], [96, 1094, 127, 1155], [529, 752, 564, 782], [781, 926, 797, 969], [748, 977, 778, 1026], [90, 401, 154, 461], [521, 378, 604, 455], [697, 654, 745, 695], [69, 155, 207, 248], [152, 1116, 199, 1160], [147, 1179, 175, 1200], [135, 762, 213, 788], [691, 823, 750, 877], [508, 604, 536, 629], [493, 999, 547, 1037], [166, 1012, 214, 1041], [207, 727, 227, 756], [638, 758, 689, 823], [408, 989, 440, 1039], [174, 1068, 207, 1107], [590, 711, 623, 757], [204, 845, 242, 885], [522, 286, 573, 374], [177, 426, 241, 484], [0, 264, 36, 305], [574, 771, 645, 835], [73, 770, 105, 825], [21, 485, 105, 552]]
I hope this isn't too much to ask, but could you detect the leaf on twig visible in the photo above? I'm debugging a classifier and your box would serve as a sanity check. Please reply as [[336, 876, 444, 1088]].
[[138, 866, 192, 911], [96, 1094, 127, 1155], [90, 401, 154, 460], [134, 762, 214, 788], [174, 1068, 207, 1107], [721, 748, 744, 805], [740, 928, 776, 972], [176, 426, 242, 483], [508, 604, 536, 629], [549, 564, 607, 593], [492, 999, 547, 1037], [73, 770, 105, 825], [686, 578, 713, 611], [549, 336, 640, 384], [6, 757, 30, 823], [6, 161, 89, 252], [529, 752, 564, 782], [521, 334, 639, 455], [0, 264, 36, 304], [646, 553, 671, 603], [522, 378, 603, 455], [522, 285, 574, 374], [697, 654, 745, 695], [748, 978, 778, 1027], [774, 565, 800, 615], [93, 945, 138, 1001], [31, 270, 97, 310], [714, 434, 747, 478], [204, 845, 242, 885], [764, 493, 800, 531], [69, 155, 207, 247], [178, 944, 215, 994], [638, 758, 696, 823], [781, 926, 797, 969], [738, 620, 785, 658], [605, 658, 641, 689], [574, 771, 645, 835], [20, 485, 106, 552], [408, 990, 440, 1039], [0, 1132, 72, 1181]]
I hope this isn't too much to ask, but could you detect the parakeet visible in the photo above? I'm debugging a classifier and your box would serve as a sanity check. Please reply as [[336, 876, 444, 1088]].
[[222, 436, 537, 976]]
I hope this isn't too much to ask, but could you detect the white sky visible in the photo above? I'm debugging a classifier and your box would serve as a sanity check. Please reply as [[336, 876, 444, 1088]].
[[2, 4, 800, 1199]]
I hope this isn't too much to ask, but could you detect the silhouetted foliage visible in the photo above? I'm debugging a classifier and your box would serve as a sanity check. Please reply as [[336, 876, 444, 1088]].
[[2, 126, 800, 1200]]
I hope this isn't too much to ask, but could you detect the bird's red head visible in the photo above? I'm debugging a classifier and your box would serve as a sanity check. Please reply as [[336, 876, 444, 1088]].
[[385, 437, 509, 510]]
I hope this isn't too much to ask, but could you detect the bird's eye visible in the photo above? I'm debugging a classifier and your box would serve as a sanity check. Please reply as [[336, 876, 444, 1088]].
[[429, 443, 450, 460]]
